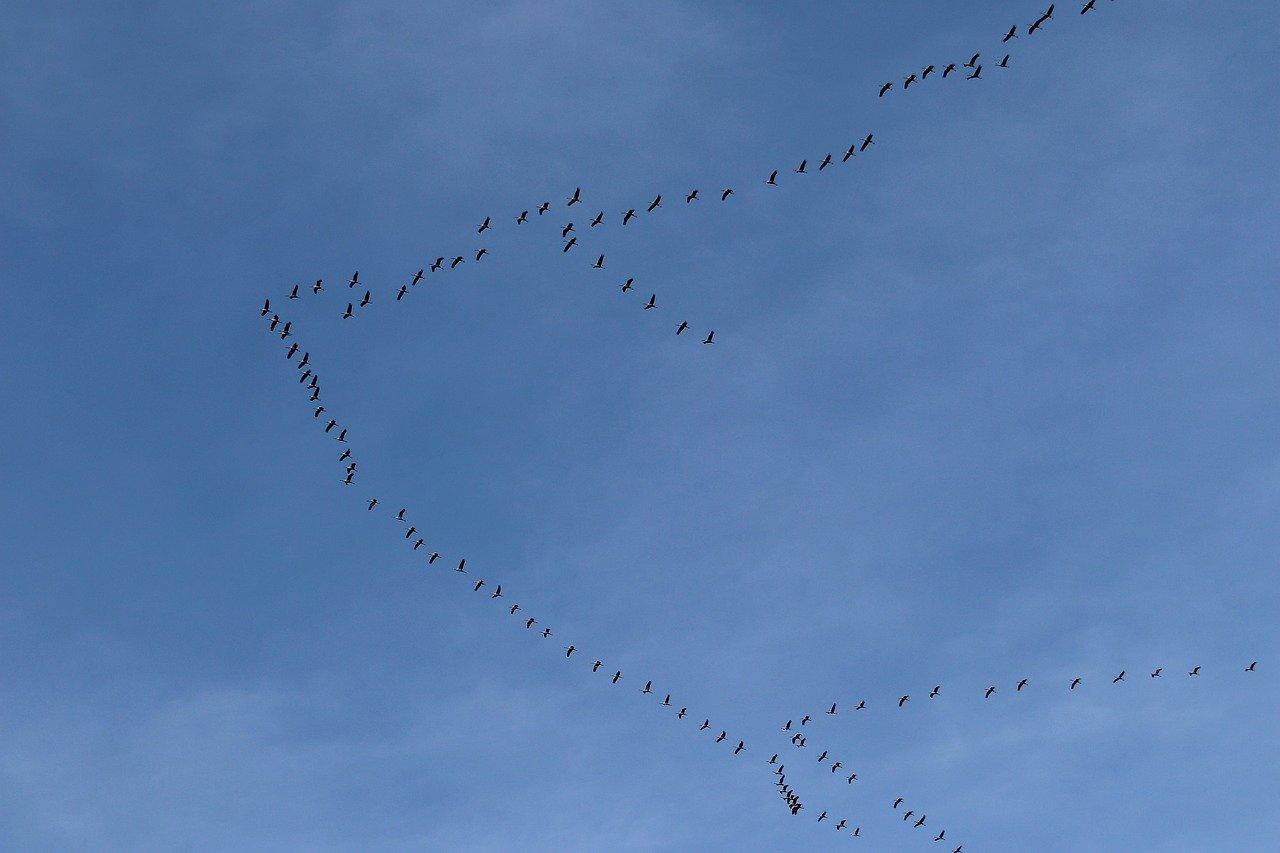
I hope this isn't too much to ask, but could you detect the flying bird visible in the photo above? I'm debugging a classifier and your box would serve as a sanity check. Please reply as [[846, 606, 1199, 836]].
[[395, 509, 406, 522], [1081, 0, 1095, 12], [903, 73, 916, 90], [622, 208, 636, 225], [313, 406, 325, 418], [358, 290, 370, 308], [525, 618, 536, 629], [734, 741, 745, 754], [827, 703, 837, 715], [287, 342, 298, 359], [647, 195, 662, 212], [855, 700, 866, 710], [794, 159, 807, 174], [312, 279, 323, 293], [279, 321, 291, 339], [475, 248, 487, 261], [561, 222, 574, 238], [412, 539, 424, 550], [703, 331, 714, 344], [964, 52, 980, 68], [508, 603, 518, 614], [288, 284, 299, 300], [861, 133, 875, 151], [685, 189, 698, 203], [930, 685, 941, 698], [490, 585, 502, 598], [450, 256, 464, 269], [893, 798, 904, 809], [1004, 25, 1018, 41], [644, 294, 656, 310], [967, 65, 982, 79], [721, 188, 733, 201], [998, 54, 1010, 68], [456, 559, 466, 572], [642, 681, 652, 694], [563, 237, 577, 252], [922, 64, 935, 78], [269, 315, 279, 331], [898, 695, 910, 707], [1071, 677, 1082, 690], [715, 731, 727, 743], [396, 286, 407, 301], [765, 170, 779, 185], [567, 187, 581, 206], [366, 498, 378, 510], [879, 82, 892, 97], [542, 627, 552, 638], [942, 63, 957, 77], [325, 419, 337, 433], [592, 254, 605, 269], [565, 646, 575, 658], [430, 257, 444, 271], [590, 211, 603, 227], [516, 210, 528, 224], [800, 715, 810, 725], [1017, 678, 1029, 691], [428, 553, 440, 564], [1246, 661, 1258, 671], [1151, 668, 1163, 678], [592, 660, 602, 672], [620, 277, 634, 292], [1189, 666, 1201, 676], [842, 144, 857, 162], [935, 830, 947, 842], [411, 268, 424, 285], [818, 153, 833, 170], [260, 298, 271, 316], [473, 579, 484, 592], [613, 671, 622, 684], [847, 773, 857, 784], [817, 750, 827, 763], [985, 686, 997, 698], [348, 271, 359, 288], [676, 321, 688, 335], [477, 216, 491, 233], [915, 815, 927, 828], [538, 202, 550, 215], [1113, 671, 1125, 683]]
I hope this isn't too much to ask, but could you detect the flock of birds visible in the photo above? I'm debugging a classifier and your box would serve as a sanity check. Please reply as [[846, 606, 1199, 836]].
[[256, 130, 882, 348], [252, 1, 1258, 846]]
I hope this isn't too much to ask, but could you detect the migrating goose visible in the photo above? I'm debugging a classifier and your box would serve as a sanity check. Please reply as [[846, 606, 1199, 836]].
[[922, 64, 935, 78], [842, 144, 857, 162], [396, 285, 407, 301], [984, 686, 997, 698], [565, 646, 575, 658], [967, 65, 983, 79], [1071, 677, 1082, 690]]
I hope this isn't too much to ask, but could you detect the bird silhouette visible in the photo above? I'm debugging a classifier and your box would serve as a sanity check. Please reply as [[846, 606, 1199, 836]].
[[1081, 0, 1096, 12], [430, 257, 443, 271], [967, 65, 983, 80], [715, 730, 727, 743], [922, 64, 935, 79], [288, 284, 299, 300], [721, 188, 733, 200], [538, 202, 550, 215], [766, 170, 779, 186], [450, 256, 463, 269], [818, 153, 833, 170], [474, 248, 487, 261], [685, 189, 699, 203], [734, 741, 745, 754], [456, 559, 466, 572], [861, 133, 875, 151], [565, 645, 575, 658], [622, 208, 636, 225], [590, 211, 603, 227], [700, 719, 710, 730], [817, 750, 827, 762], [942, 63, 957, 77], [269, 315, 279, 331], [642, 680, 652, 694], [477, 216, 491, 233], [879, 82, 892, 97], [794, 160, 807, 174], [800, 715, 810, 725], [935, 829, 947, 842], [396, 286, 407, 301], [827, 703, 837, 715], [998, 54, 1010, 68], [847, 773, 858, 784], [676, 321, 688, 335], [1004, 25, 1018, 41], [893, 797, 904, 809], [473, 579, 484, 591], [1113, 671, 1125, 683], [964, 52, 980, 68], [260, 299, 271, 316], [915, 814, 926, 828], [612, 671, 622, 684], [348, 271, 359, 288], [366, 498, 378, 510], [985, 686, 997, 698], [592, 254, 605, 269], [592, 660, 602, 672], [620, 278, 634, 293], [817, 811, 827, 822], [516, 210, 528, 224], [930, 685, 941, 698], [561, 222, 574, 238], [490, 585, 502, 599], [1071, 677, 1082, 690], [541, 627, 552, 638], [782, 720, 792, 731], [1151, 668, 1163, 678], [411, 269, 423, 286], [563, 237, 577, 252], [647, 195, 661, 212], [1189, 666, 1201, 676], [567, 187, 581, 206], [855, 700, 866, 710], [898, 695, 910, 707], [703, 331, 715, 344], [312, 279, 323, 293], [842, 144, 857, 162], [428, 553, 439, 564], [643, 294, 656, 310], [395, 509, 405, 522], [903, 74, 917, 90], [1017, 678, 1029, 691], [1246, 661, 1258, 671]]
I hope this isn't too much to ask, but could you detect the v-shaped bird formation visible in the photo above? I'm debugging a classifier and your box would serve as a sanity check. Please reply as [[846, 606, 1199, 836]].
[[252, 2, 1260, 847]]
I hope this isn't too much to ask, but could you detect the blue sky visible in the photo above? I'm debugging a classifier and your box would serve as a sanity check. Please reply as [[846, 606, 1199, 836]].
[[3, 1, 1278, 850]]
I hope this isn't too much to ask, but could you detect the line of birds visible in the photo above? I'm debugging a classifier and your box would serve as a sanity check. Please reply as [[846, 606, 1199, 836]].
[[258, 311, 916, 837], [259, 131, 880, 345], [258, 310, 979, 844], [876, 2, 1109, 99], [782, 660, 1262, 733]]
